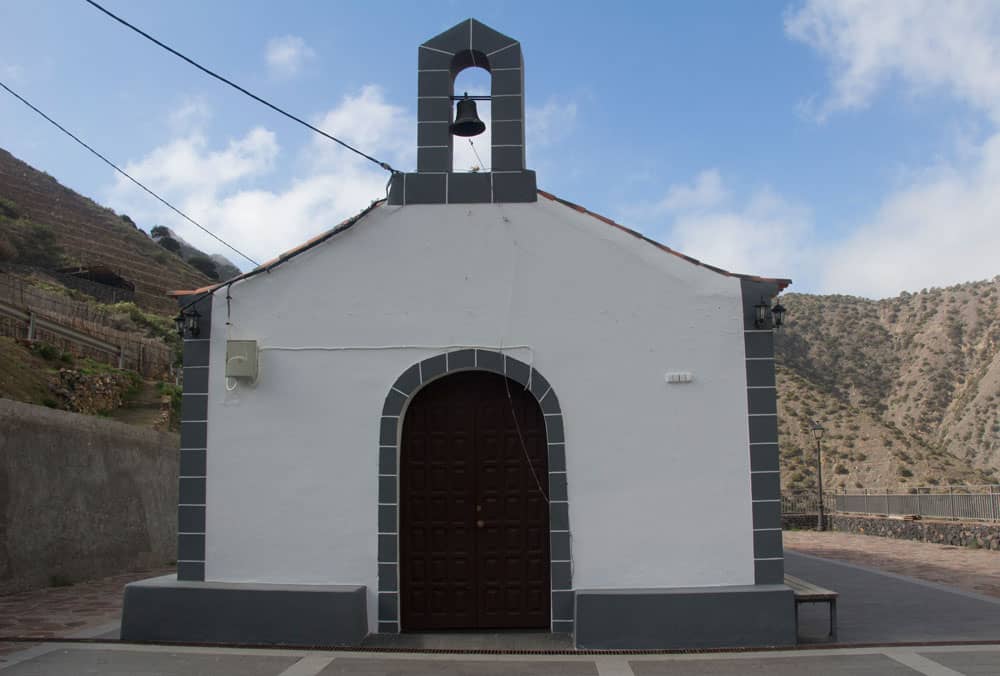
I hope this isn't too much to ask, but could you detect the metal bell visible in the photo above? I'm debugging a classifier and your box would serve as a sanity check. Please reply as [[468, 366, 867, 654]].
[[451, 95, 486, 137]]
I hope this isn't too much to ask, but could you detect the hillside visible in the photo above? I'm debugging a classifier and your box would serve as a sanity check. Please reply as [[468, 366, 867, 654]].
[[0, 147, 210, 315], [775, 278, 1000, 492]]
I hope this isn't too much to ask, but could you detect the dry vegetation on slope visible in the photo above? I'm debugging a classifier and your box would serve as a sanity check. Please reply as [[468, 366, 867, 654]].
[[0, 148, 211, 314], [775, 279, 1000, 492]]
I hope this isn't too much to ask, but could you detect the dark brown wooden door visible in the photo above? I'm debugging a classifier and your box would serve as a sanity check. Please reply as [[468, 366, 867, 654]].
[[400, 371, 550, 630]]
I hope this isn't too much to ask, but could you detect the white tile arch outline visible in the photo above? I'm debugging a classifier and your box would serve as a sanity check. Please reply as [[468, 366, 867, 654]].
[[376, 349, 571, 635]]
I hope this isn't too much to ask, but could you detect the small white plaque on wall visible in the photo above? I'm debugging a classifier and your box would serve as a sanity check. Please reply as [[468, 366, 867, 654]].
[[665, 372, 693, 384]]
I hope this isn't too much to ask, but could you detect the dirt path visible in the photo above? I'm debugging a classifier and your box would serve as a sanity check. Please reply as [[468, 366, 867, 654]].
[[784, 530, 1000, 598]]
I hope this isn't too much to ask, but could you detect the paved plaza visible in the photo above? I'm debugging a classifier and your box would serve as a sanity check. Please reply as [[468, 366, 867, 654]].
[[4, 643, 1000, 675], [3, 533, 1000, 674]]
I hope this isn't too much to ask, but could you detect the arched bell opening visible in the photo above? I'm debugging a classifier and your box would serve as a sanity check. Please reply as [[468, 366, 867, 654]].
[[451, 62, 491, 172]]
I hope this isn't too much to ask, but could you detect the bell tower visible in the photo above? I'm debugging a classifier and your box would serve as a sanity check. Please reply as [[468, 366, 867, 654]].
[[387, 19, 537, 205]]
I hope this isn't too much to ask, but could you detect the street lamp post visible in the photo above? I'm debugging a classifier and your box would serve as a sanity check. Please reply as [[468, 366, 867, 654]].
[[811, 421, 826, 531]]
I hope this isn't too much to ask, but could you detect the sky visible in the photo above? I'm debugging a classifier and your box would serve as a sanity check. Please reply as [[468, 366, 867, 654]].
[[2, 0, 999, 299]]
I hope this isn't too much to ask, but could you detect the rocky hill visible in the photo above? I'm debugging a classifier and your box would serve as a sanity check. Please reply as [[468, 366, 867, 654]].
[[0, 147, 210, 315], [775, 278, 1000, 492]]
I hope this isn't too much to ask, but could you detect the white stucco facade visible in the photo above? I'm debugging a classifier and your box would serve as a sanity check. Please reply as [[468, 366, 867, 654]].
[[198, 196, 756, 633]]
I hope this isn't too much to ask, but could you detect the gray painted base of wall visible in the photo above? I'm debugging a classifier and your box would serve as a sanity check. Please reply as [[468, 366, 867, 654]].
[[574, 584, 796, 649], [121, 575, 368, 647]]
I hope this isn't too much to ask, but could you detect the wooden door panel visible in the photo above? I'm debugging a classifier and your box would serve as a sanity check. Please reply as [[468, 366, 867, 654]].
[[400, 372, 550, 630]]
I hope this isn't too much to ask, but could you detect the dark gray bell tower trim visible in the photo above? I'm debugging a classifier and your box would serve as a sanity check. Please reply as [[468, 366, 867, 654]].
[[377, 350, 572, 635], [388, 18, 538, 205], [740, 278, 785, 584]]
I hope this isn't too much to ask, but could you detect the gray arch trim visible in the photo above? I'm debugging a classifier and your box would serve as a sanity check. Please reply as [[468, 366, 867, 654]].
[[376, 349, 572, 634]]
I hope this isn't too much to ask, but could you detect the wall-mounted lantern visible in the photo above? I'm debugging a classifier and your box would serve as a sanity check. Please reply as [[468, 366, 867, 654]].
[[754, 297, 788, 330], [175, 308, 201, 338], [771, 300, 786, 329]]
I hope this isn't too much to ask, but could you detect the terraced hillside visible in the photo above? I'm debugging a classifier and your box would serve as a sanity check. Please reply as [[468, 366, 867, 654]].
[[0, 148, 210, 314], [775, 279, 1000, 492]]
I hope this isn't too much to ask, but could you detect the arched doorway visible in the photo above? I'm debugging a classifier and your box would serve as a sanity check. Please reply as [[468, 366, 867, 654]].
[[399, 371, 550, 630]]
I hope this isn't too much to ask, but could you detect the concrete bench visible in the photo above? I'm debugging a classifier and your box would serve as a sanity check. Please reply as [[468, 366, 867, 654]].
[[785, 573, 838, 641]]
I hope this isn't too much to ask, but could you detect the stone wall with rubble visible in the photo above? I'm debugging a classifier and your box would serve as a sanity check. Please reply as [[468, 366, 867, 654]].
[[830, 514, 1000, 550], [0, 398, 178, 593]]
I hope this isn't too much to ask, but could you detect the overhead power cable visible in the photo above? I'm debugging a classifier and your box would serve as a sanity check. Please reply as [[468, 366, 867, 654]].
[[84, 0, 399, 174], [0, 80, 261, 267]]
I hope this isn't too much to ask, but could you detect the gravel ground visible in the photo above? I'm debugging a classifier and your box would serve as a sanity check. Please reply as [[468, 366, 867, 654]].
[[784, 529, 1000, 598]]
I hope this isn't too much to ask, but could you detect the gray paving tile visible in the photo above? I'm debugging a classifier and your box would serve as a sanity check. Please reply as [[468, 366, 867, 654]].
[[919, 650, 1000, 675], [0, 648, 297, 676], [630, 654, 915, 675], [320, 658, 596, 675]]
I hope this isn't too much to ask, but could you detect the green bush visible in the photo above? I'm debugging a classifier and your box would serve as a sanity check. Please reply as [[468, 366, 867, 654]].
[[6, 221, 65, 268], [0, 197, 20, 219], [31, 342, 60, 361], [187, 254, 219, 280]]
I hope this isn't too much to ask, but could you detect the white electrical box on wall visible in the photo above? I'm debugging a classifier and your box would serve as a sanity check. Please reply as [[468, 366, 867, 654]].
[[665, 372, 693, 384], [226, 340, 258, 380]]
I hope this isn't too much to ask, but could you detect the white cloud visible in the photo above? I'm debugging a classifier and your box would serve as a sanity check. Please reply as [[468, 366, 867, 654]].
[[265, 35, 315, 78], [308, 85, 412, 170], [168, 99, 211, 135], [783, 0, 1000, 297], [107, 87, 408, 267], [527, 98, 578, 148], [786, 0, 1000, 122], [822, 131, 1000, 297], [627, 170, 813, 281], [1, 63, 23, 82], [647, 169, 728, 214]]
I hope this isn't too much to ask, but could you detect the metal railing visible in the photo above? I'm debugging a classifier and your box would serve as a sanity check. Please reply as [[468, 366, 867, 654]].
[[834, 486, 1000, 522], [781, 492, 836, 515]]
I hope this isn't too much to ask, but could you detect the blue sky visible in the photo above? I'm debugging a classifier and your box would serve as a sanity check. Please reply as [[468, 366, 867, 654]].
[[2, 1, 999, 298]]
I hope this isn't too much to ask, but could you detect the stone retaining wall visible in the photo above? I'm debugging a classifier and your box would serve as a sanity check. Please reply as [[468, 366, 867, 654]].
[[0, 398, 178, 593], [830, 513, 1000, 550], [782, 514, 827, 530]]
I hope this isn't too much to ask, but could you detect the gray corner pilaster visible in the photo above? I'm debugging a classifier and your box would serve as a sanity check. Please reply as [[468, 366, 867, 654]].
[[177, 292, 213, 582], [740, 279, 784, 585]]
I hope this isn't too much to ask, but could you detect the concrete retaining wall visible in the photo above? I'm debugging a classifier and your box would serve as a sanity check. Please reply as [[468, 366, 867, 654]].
[[830, 514, 1000, 550], [0, 398, 178, 593]]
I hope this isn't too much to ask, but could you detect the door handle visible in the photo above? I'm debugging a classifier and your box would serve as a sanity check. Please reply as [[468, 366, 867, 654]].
[[476, 519, 485, 528]]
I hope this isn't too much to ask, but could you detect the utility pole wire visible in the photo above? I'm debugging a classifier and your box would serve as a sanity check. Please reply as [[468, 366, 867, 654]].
[[0, 80, 261, 267], [84, 0, 398, 174]]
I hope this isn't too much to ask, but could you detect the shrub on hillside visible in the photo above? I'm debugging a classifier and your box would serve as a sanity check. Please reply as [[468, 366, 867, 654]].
[[5, 222, 65, 268], [157, 236, 181, 253], [187, 254, 219, 280], [0, 197, 20, 219], [0, 235, 16, 261]]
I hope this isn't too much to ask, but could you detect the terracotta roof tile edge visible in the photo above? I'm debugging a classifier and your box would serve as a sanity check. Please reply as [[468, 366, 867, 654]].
[[536, 189, 792, 291]]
